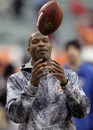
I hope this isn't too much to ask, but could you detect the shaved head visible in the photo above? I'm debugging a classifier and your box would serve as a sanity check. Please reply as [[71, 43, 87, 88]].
[[28, 31, 52, 63], [28, 31, 49, 47]]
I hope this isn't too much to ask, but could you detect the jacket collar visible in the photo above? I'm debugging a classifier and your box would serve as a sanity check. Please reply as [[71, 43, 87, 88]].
[[20, 59, 33, 70]]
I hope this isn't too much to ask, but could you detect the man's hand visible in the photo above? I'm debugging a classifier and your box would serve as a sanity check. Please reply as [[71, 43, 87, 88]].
[[30, 59, 49, 87], [49, 59, 67, 86]]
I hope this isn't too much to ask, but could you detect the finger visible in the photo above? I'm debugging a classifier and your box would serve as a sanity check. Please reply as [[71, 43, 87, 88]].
[[37, 72, 49, 79], [52, 73, 59, 77], [33, 62, 47, 73], [50, 66, 63, 73], [52, 73, 65, 78], [51, 59, 61, 68], [51, 60, 64, 71], [33, 59, 43, 69], [35, 66, 49, 75], [51, 59, 60, 66], [51, 61, 62, 70], [47, 66, 57, 73]]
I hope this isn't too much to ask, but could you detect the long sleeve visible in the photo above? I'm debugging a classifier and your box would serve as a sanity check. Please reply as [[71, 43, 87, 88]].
[[5, 75, 38, 123], [62, 70, 90, 119]]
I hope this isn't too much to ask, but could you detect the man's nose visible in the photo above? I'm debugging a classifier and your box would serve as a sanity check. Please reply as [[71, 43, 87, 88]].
[[38, 41, 45, 46]]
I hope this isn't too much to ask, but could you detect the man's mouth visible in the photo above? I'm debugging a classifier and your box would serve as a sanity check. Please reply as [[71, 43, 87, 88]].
[[38, 49, 47, 54]]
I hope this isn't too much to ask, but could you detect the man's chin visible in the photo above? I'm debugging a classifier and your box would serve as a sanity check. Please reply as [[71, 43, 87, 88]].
[[41, 58, 47, 62], [37, 57, 47, 62]]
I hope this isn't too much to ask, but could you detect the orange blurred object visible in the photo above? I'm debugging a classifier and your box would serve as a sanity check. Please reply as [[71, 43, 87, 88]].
[[0, 49, 10, 75], [52, 48, 67, 67], [77, 23, 93, 45]]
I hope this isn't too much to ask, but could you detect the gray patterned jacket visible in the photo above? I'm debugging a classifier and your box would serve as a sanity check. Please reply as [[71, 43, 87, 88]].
[[5, 60, 90, 130]]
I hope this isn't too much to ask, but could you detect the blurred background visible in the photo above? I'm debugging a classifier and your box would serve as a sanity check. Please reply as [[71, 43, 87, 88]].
[[0, 0, 93, 130]]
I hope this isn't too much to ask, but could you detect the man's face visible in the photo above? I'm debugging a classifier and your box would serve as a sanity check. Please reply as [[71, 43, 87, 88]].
[[28, 32, 52, 62], [66, 45, 80, 64]]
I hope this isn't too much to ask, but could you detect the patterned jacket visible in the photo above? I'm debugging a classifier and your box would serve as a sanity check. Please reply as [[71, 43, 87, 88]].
[[5, 60, 90, 130]]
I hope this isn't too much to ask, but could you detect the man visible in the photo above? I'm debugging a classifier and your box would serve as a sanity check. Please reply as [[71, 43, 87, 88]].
[[65, 40, 93, 130], [6, 32, 90, 130]]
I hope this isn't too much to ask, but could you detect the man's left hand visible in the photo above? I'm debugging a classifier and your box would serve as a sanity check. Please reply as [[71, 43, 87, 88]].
[[49, 59, 67, 86]]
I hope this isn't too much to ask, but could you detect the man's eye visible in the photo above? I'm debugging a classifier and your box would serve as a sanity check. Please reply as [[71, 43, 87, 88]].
[[32, 40, 38, 44], [43, 40, 48, 43]]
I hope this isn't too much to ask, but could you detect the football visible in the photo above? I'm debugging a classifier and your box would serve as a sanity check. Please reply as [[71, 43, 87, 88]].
[[36, 1, 63, 35]]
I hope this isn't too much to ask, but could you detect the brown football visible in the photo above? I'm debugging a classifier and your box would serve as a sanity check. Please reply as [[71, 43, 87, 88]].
[[36, 1, 63, 35]]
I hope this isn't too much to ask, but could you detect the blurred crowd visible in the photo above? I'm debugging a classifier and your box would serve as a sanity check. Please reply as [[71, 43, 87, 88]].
[[0, 0, 93, 130], [0, 64, 19, 130]]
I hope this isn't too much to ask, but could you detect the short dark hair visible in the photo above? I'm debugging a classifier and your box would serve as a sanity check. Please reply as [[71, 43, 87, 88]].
[[65, 40, 81, 50]]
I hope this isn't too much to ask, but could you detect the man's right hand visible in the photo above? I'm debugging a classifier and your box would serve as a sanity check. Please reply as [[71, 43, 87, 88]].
[[30, 59, 49, 87]]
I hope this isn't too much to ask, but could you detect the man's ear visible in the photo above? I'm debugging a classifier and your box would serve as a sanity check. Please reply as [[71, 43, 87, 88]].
[[50, 45, 52, 50], [28, 47, 31, 55]]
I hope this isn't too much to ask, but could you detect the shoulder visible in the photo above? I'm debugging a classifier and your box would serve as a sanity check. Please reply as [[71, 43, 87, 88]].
[[82, 62, 93, 70], [8, 71, 25, 83], [82, 62, 93, 77], [10, 71, 23, 78], [7, 71, 28, 90]]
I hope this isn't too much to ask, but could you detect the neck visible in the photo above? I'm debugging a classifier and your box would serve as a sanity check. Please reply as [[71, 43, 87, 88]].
[[68, 58, 81, 70]]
